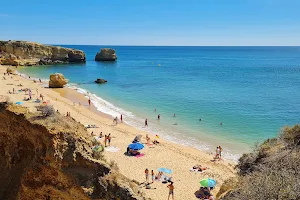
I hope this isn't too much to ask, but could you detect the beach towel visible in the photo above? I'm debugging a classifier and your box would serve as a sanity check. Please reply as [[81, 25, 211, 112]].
[[85, 124, 98, 128], [92, 145, 103, 152], [135, 153, 144, 158], [105, 146, 120, 152], [93, 136, 102, 141]]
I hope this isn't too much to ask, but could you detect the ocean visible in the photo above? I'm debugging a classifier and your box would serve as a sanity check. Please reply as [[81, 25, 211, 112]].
[[17, 46, 300, 161]]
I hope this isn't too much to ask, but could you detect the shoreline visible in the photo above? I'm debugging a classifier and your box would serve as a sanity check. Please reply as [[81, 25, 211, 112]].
[[1, 65, 236, 200], [17, 67, 245, 162]]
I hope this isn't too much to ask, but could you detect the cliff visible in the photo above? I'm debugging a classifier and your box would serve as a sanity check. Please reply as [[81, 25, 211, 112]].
[[0, 102, 147, 200], [0, 40, 86, 66], [218, 125, 300, 200]]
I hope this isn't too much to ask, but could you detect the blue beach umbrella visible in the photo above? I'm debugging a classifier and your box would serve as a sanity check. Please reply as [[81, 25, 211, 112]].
[[158, 168, 173, 174], [128, 143, 144, 151], [16, 101, 23, 105], [200, 178, 216, 188]]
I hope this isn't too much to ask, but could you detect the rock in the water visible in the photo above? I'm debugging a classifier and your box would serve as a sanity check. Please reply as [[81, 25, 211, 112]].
[[49, 73, 68, 88], [0, 40, 86, 66], [95, 48, 117, 61], [95, 78, 107, 84], [6, 66, 17, 75]]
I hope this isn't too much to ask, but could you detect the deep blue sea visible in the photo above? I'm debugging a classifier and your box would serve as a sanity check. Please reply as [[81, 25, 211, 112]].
[[18, 46, 300, 161]]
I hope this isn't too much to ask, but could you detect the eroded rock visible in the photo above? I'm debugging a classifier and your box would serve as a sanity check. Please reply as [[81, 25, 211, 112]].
[[95, 48, 117, 61]]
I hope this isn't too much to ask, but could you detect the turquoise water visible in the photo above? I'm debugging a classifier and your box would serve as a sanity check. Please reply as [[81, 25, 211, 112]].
[[18, 46, 300, 160]]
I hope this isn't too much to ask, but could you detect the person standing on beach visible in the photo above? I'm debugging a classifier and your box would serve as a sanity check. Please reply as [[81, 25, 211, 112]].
[[151, 170, 155, 183], [216, 147, 220, 159], [88, 98, 91, 107], [145, 119, 148, 127], [145, 169, 149, 183], [167, 182, 174, 200], [218, 146, 223, 158], [104, 135, 107, 147], [12, 88, 15, 94], [158, 114, 160, 120], [146, 134, 150, 145], [120, 114, 123, 122], [108, 133, 111, 146]]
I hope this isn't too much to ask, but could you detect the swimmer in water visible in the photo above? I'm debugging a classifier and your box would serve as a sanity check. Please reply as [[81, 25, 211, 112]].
[[173, 113, 176, 117], [199, 118, 202, 121], [220, 122, 223, 125]]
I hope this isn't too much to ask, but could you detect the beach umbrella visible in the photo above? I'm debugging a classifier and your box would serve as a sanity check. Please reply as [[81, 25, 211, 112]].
[[16, 101, 23, 105], [200, 178, 216, 188], [128, 143, 144, 151], [158, 168, 173, 174]]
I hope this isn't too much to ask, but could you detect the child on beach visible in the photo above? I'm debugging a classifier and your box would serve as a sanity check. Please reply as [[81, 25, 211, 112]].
[[145, 168, 149, 183], [167, 182, 174, 200], [151, 170, 155, 183]]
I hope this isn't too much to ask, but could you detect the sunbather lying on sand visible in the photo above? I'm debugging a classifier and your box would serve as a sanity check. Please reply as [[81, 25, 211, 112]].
[[190, 165, 208, 172]]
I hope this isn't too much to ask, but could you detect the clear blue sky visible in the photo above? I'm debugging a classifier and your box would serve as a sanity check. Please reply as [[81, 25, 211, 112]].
[[1, 0, 300, 46]]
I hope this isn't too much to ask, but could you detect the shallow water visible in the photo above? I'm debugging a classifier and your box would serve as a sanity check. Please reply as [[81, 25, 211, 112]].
[[18, 46, 300, 161]]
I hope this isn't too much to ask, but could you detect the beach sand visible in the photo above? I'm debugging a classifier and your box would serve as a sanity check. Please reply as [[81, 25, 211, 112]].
[[0, 65, 235, 200]]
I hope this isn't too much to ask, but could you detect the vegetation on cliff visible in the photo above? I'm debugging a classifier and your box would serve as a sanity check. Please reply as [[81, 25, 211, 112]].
[[218, 125, 300, 200]]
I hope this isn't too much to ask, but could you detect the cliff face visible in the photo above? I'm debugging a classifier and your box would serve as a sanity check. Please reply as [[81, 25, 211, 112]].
[[0, 40, 86, 66], [0, 103, 146, 200]]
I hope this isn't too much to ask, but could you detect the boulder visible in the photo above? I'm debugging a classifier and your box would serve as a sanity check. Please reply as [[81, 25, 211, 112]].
[[95, 48, 117, 61], [95, 78, 107, 84], [0, 40, 86, 66], [49, 73, 68, 88], [6, 66, 17, 75]]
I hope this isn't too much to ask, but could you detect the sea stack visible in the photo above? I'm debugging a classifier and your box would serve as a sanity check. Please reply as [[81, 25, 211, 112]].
[[49, 73, 68, 88], [95, 78, 107, 84], [95, 48, 117, 61], [0, 40, 86, 66]]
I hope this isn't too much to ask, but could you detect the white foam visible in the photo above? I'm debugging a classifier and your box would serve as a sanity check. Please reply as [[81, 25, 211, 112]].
[[66, 83, 241, 162]]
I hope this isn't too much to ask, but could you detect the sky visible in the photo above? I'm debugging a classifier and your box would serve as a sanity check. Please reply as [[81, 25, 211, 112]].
[[1, 0, 300, 46]]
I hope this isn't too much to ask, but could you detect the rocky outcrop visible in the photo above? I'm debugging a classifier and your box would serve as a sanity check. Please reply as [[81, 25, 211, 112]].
[[95, 48, 117, 61], [0, 102, 147, 200], [6, 66, 16, 75], [95, 78, 107, 84], [0, 40, 86, 66], [49, 73, 68, 88]]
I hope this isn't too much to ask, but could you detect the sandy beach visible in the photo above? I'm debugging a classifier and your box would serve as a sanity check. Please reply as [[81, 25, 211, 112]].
[[0, 65, 235, 200]]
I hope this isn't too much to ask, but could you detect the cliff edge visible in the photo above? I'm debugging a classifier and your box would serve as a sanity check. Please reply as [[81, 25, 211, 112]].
[[0, 40, 86, 66], [0, 102, 147, 200]]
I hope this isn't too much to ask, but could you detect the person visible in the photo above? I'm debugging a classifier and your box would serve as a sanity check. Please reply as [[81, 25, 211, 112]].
[[108, 133, 111, 146], [79, 102, 81, 106], [99, 132, 103, 138], [220, 122, 223, 125], [146, 134, 150, 144], [218, 146, 223, 158], [88, 98, 91, 106], [215, 147, 220, 159], [167, 182, 174, 200], [56, 110, 59, 113], [120, 114, 123, 122], [145, 119, 148, 127], [113, 116, 118, 124], [151, 170, 155, 183], [36, 88, 38, 95], [39, 78, 41, 83], [91, 131, 94, 136], [199, 118, 202, 121], [40, 94, 44, 101], [29, 76, 31, 79], [104, 135, 107, 147], [12, 88, 15, 94], [158, 114, 160, 120], [145, 169, 149, 183], [154, 108, 156, 112], [173, 113, 176, 117]]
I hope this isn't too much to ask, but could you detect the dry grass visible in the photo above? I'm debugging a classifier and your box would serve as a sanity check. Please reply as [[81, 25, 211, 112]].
[[220, 125, 300, 200]]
